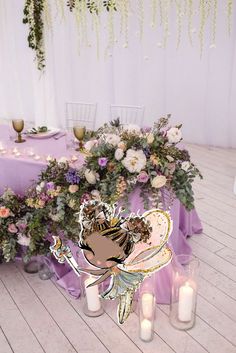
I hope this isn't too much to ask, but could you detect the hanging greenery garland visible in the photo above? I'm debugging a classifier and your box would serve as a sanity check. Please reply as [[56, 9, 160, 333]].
[[23, 0, 234, 71], [23, 0, 46, 71]]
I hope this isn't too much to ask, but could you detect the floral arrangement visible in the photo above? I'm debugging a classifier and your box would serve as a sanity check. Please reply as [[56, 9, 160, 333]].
[[0, 189, 50, 262], [23, 0, 234, 70], [0, 116, 201, 262], [84, 117, 202, 211]]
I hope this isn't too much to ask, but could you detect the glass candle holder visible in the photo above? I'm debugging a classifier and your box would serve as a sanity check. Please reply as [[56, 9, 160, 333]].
[[139, 290, 155, 342], [170, 254, 200, 330], [80, 272, 104, 317]]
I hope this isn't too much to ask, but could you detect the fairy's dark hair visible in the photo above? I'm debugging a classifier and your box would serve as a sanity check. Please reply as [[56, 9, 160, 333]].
[[79, 201, 151, 258], [100, 226, 134, 257]]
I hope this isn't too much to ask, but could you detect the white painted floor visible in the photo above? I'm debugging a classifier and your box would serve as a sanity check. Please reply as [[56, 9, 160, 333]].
[[0, 143, 236, 353]]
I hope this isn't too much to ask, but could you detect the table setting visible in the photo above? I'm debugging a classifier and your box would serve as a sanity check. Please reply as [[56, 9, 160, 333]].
[[0, 115, 202, 340]]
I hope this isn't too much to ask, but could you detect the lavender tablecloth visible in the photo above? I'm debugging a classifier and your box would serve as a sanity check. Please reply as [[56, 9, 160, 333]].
[[0, 124, 202, 303]]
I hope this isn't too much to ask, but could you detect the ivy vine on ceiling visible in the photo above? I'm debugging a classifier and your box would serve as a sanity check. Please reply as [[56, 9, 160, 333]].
[[23, 0, 234, 71]]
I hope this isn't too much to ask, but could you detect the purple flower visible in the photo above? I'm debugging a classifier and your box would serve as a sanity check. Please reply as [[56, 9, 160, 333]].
[[137, 171, 149, 183], [98, 157, 108, 167], [16, 221, 27, 232], [65, 168, 81, 184], [46, 182, 55, 190]]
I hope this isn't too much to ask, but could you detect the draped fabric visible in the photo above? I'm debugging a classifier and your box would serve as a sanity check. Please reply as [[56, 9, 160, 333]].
[[0, 0, 235, 147]]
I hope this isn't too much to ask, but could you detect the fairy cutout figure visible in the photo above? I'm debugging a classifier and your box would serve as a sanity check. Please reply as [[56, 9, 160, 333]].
[[50, 200, 173, 324]]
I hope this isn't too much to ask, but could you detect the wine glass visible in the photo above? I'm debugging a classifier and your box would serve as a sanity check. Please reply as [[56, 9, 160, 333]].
[[73, 125, 86, 151], [12, 119, 26, 143]]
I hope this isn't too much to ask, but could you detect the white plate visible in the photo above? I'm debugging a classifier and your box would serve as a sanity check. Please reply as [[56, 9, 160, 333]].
[[27, 128, 60, 139]]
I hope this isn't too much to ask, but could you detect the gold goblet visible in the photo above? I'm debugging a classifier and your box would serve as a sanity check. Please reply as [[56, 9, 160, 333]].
[[73, 126, 86, 151], [12, 119, 26, 143]]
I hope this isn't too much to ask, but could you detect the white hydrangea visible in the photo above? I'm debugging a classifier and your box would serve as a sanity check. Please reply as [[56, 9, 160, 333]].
[[166, 127, 182, 144], [122, 149, 146, 173]]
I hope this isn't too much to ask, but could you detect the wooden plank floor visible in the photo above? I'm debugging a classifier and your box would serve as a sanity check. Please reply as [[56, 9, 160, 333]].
[[1, 144, 236, 353]]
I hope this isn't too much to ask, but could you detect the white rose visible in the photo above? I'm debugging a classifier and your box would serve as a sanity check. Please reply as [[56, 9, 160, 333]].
[[122, 149, 146, 173], [84, 140, 98, 151], [115, 148, 124, 161], [105, 134, 121, 146], [181, 161, 191, 171], [58, 157, 68, 164], [84, 169, 97, 184], [166, 127, 182, 144], [123, 124, 141, 133], [17, 234, 30, 247], [146, 133, 154, 144], [151, 175, 167, 188]]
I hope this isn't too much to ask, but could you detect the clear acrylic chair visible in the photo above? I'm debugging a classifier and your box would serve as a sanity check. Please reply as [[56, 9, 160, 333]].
[[110, 104, 145, 126], [65, 102, 97, 131]]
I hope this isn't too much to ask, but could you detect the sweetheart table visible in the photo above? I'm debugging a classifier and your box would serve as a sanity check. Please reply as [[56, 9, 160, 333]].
[[0, 124, 202, 303]]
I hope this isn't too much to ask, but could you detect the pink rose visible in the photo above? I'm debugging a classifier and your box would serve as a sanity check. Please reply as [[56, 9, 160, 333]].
[[8, 223, 18, 233], [69, 185, 79, 193], [137, 171, 149, 183], [0, 207, 10, 218]]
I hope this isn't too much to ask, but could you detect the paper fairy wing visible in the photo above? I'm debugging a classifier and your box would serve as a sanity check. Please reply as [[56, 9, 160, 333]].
[[121, 247, 172, 274], [121, 209, 173, 268]]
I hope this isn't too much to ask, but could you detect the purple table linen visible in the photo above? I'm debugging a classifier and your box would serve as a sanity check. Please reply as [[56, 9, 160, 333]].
[[0, 124, 202, 303]]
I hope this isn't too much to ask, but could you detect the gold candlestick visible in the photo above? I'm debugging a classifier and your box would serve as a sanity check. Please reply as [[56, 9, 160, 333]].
[[73, 126, 86, 151], [12, 119, 26, 143]]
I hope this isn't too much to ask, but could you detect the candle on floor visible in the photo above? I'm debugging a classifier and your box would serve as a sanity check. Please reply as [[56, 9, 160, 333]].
[[34, 155, 41, 161], [84, 277, 101, 312], [0, 143, 4, 151], [15, 152, 21, 158], [141, 293, 154, 319], [12, 147, 18, 154], [178, 282, 194, 322], [140, 319, 152, 342], [1, 150, 7, 155]]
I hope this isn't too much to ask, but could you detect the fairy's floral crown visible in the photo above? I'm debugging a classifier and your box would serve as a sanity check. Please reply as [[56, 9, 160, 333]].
[[77, 200, 152, 244]]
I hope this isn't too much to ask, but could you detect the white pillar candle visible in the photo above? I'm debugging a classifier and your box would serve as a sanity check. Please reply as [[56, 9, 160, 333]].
[[34, 155, 41, 161], [84, 277, 101, 312], [12, 148, 18, 154], [15, 152, 21, 158], [140, 319, 152, 342], [178, 282, 194, 322], [141, 293, 154, 319]]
